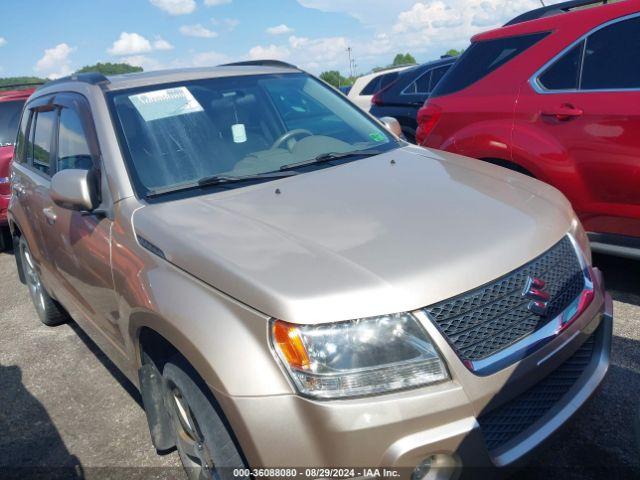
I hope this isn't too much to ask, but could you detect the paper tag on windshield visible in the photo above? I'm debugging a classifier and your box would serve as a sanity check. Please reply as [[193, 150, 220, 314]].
[[232, 124, 247, 143], [129, 87, 203, 122]]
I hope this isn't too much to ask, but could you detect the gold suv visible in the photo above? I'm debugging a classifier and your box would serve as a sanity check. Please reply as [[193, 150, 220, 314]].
[[8, 63, 612, 479]]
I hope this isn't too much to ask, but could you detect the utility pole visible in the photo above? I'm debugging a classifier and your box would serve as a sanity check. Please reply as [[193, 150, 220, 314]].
[[346, 47, 354, 78]]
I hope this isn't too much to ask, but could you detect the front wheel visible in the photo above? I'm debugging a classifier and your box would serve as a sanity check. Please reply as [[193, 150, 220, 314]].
[[163, 358, 248, 480], [19, 236, 69, 326]]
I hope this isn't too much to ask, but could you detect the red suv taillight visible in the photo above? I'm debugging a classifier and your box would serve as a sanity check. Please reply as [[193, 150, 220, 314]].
[[416, 103, 442, 146]]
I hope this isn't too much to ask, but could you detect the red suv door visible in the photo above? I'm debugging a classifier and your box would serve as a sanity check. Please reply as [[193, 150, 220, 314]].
[[513, 13, 640, 238]]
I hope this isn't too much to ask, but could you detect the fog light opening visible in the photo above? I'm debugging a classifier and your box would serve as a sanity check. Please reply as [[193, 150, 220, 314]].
[[411, 454, 458, 480]]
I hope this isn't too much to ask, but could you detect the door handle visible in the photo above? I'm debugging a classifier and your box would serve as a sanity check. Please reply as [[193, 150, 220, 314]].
[[42, 207, 57, 225], [541, 104, 583, 121]]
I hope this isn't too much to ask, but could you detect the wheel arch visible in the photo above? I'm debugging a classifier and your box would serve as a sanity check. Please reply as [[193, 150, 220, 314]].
[[480, 157, 536, 177], [135, 323, 252, 466]]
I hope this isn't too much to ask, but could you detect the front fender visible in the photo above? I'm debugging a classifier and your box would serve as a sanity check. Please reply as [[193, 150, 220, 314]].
[[109, 198, 293, 399], [123, 261, 293, 398]]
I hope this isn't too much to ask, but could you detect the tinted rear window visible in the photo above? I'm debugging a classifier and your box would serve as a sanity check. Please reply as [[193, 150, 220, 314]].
[[360, 77, 381, 96], [538, 40, 584, 90], [379, 71, 399, 89], [431, 32, 548, 98], [0, 100, 25, 145], [360, 72, 400, 96]]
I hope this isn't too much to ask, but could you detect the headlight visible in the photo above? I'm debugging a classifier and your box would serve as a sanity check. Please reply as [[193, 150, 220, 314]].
[[271, 313, 448, 399]]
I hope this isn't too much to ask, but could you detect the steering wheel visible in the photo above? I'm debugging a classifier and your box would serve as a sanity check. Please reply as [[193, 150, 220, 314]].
[[270, 129, 313, 151]]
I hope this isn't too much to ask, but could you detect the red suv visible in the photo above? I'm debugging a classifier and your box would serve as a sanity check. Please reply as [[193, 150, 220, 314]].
[[417, 0, 640, 258], [0, 86, 36, 250]]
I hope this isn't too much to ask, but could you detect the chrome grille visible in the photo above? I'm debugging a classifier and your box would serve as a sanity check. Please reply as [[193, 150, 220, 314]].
[[424, 236, 584, 363]]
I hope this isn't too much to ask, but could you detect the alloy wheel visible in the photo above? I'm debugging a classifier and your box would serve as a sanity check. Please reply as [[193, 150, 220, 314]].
[[168, 384, 219, 480], [22, 246, 46, 317]]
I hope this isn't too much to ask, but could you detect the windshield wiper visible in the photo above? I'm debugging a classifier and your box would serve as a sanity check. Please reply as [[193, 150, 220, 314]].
[[146, 171, 298, 198], [279, 149, 382, 171]]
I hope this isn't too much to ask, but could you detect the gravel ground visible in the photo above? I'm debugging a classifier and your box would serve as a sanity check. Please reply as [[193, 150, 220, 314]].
[[0, 249, 638, 479]]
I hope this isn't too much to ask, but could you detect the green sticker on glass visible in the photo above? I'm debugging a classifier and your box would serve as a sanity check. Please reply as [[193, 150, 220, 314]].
[[369, 132, 386, 142]]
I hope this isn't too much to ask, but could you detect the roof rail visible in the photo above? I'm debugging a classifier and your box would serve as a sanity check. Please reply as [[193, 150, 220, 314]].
[[220, 60, 300, 70], [504, 0, 610, 26], [39, 72, 111, 90]]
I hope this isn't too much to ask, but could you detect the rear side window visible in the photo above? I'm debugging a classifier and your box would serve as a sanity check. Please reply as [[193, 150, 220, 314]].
[[432, 32, 548, 98], [581, 15, 640, 89], [58, 107, 93, 171], [536, 15, 640, 91], [27, 110, 56, 177], [538, 41, 584, 90], [403, 70, 431, 95]]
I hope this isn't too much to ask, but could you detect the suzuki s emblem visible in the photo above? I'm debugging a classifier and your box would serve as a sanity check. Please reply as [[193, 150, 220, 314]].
[[523, 276, 551, 316]]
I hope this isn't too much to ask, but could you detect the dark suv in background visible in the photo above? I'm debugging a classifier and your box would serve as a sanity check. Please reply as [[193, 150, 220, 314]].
[[370, 57, 455, 142], [0, 85, 37, 250]]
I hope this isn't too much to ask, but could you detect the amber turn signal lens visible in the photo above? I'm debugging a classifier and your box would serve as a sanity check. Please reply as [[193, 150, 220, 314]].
[[272, 320, 310, 370]]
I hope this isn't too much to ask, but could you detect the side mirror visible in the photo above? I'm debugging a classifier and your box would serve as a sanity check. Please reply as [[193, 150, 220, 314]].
[[50, 169, 99, 212], [379, 116, 404, 138]]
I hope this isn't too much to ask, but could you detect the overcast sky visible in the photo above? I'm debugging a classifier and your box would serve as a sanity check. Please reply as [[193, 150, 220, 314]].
[[0, 0, 561, 79]]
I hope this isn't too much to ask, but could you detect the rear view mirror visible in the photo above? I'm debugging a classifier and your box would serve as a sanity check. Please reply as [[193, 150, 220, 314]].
[[50, 169, 99, 212], [379, 117, 403, 138]]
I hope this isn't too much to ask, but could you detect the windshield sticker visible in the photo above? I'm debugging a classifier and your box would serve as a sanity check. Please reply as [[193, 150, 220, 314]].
[[232, 124, 247, 143], [369, 132, 386, 142], [129, 87, 204, 122]]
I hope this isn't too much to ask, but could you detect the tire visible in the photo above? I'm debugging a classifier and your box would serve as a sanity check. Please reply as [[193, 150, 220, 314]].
[[18, 236, 69, 326], [0, 226, 11, 252], [162, 357, 248, 480]]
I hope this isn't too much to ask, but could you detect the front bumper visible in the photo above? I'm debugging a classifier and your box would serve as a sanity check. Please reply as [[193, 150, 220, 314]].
[[218, 268, 612, 478]]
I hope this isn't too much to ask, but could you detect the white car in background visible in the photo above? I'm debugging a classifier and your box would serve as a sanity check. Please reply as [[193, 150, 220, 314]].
[[348, 65, 412, 111]]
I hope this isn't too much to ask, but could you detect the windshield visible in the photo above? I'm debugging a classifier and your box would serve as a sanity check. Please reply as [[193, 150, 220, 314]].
[[0, 100, 25, 146], [109, 73, 399, 198]]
